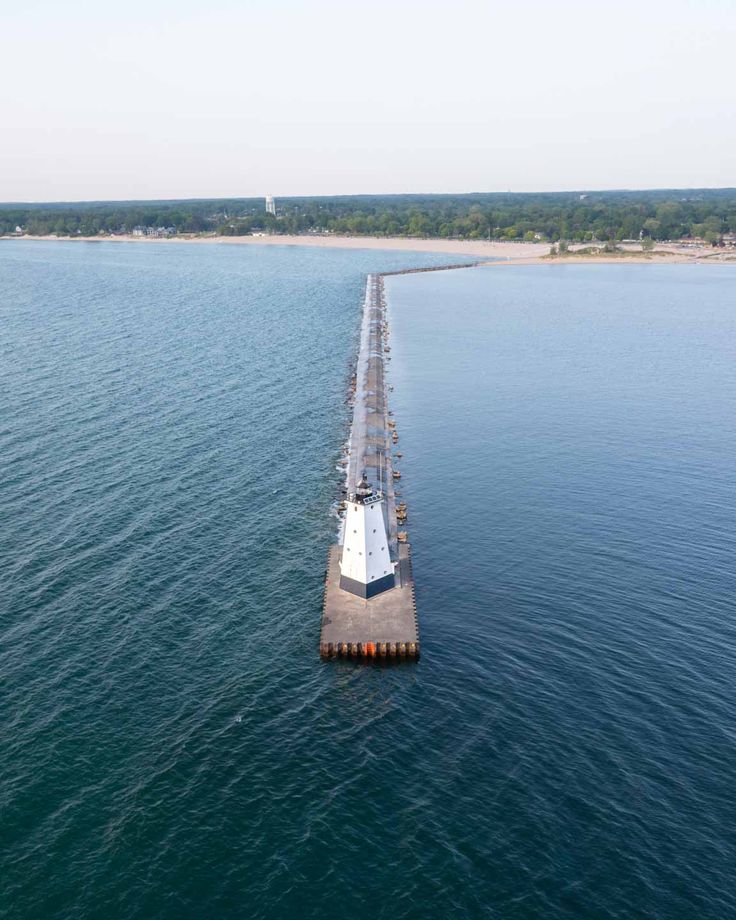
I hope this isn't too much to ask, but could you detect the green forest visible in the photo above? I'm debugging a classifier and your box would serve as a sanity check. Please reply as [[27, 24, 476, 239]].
[[2, 189, 736, 244]]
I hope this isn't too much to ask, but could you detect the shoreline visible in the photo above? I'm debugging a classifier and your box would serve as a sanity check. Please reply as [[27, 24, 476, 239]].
[[1, 232, 548, 259], [484, 253, 736, 266], [3, 232, 733, 265]]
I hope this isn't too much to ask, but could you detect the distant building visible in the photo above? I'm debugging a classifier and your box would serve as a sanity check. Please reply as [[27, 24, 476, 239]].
[[132, 225, 176, 238], [265, 195, 276, 216]]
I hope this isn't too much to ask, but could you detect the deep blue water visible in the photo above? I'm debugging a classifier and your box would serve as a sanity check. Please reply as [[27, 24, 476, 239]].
[[2, 244, 735, 919]]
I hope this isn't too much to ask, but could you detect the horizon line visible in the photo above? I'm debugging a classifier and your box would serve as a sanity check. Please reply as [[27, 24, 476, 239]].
[[2, 185, 736, 208]]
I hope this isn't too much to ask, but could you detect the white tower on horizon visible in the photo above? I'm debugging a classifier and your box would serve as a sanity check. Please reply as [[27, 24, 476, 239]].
[[339, 472, 396, 598], [265, 194, 276, 216]]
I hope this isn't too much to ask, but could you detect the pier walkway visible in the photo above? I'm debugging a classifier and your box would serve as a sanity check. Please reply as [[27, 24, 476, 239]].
[[320, 274, 419, 660]]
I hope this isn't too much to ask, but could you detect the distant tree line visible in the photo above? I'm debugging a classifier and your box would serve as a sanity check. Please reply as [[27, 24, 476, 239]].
[[2, 190, 736, 244], [0, 201, 214, 237]]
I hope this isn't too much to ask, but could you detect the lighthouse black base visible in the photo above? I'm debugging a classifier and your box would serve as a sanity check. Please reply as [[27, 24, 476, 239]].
[[339, 571, 396, 599]]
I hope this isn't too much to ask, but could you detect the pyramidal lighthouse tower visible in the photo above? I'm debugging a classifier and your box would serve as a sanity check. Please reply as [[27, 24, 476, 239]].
[[339, 472, 396, 598]]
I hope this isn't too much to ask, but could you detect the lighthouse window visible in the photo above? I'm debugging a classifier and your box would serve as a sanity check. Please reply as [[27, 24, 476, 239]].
[[353, 529, 357, 534], [373, 529, 376, 533], [369, 551, 372, 555]]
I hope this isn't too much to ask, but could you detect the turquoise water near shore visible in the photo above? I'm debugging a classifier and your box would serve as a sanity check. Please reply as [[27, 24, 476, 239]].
[[2, 243, 736, 918]]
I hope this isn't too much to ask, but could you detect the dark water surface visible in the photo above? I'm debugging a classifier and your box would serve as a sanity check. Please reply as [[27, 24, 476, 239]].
[[2, 244, 735, 919]]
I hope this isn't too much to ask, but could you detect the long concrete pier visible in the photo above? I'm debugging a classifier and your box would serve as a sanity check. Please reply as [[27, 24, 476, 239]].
[[320, 262, 477, 662], [320, 273, 418, 661]]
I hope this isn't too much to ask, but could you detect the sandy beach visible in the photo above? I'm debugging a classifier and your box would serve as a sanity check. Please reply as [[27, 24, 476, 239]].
[[4, 232, 733, 265], [488, 251, 736, 266], [4, 232, 548, 259]]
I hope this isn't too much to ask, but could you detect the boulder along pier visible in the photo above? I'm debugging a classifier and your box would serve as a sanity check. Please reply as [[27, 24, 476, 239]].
[[320, 263, 475, 662]]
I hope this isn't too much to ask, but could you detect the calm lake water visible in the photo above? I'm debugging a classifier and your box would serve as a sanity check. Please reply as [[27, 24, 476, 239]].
[[2, 243, 735, 919]]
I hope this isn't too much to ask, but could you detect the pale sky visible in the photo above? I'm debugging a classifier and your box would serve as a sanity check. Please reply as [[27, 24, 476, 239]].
[[2, 0, 734, 201]]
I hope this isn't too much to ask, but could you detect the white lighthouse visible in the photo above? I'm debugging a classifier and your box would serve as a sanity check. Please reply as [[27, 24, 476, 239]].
[[339, 472, 396, 598], [265, 194, 276, 215]]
